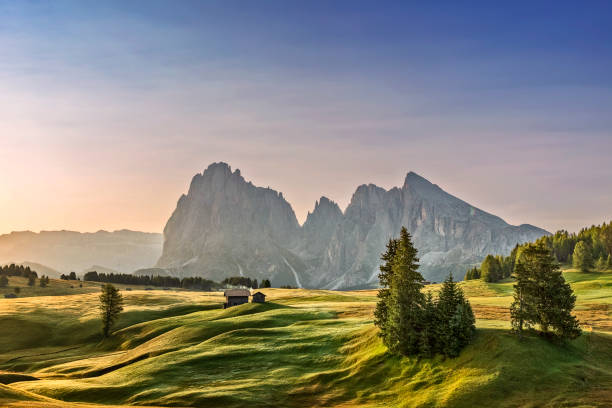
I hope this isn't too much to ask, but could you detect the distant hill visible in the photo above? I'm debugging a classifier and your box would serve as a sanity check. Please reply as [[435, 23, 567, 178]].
[[81, 265, 120, 275], [156, 162, 549, 288], [0, 230, 162, 276], [17, 262, 62, 279]]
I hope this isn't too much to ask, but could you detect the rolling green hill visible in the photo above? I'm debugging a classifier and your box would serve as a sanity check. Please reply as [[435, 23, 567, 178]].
[[0, 269, 610, 407]]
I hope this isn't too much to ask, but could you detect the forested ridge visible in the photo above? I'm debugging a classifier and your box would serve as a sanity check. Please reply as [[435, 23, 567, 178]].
[[466, 221, 612, 282]]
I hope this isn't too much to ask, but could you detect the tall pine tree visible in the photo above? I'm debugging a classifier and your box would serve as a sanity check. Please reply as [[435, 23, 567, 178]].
[[572, 241, 593, 272], [510, 254, 534, 338], [374, 237, 399, 346], [384, 227, 425, 356], [595, 255, 606, 271], [99, 284, 124, 337], [481, 255, 503, 282], [511, 243, 580, 340], [419, 291, 438, 357], [436, 274, 475, 357]]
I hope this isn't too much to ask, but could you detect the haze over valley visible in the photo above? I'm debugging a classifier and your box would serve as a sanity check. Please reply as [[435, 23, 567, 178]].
[[0, 163, 548, 288]]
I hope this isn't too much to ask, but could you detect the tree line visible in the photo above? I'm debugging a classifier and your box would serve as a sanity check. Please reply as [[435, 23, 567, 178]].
[[1, 264, 38, 279], [60, 272, 79, 280], [83, 271, 220, 291], [0, 264, 50, 289], [220, 276, 272, 289], [83, 271, 274, 291], [465, 221, 612, 282]]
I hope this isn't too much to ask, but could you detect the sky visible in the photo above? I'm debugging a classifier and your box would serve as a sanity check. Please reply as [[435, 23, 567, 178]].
[[1, 0, 611, 235]]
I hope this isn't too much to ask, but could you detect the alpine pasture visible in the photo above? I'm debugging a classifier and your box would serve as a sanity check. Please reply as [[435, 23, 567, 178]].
[[0, 268, 611, 407]]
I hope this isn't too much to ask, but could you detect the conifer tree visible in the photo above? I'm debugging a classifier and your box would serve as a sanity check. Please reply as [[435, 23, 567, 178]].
[[99, 284, 124, 337], [481, 255, 503, 282], [374, 237, 399, 345], [384, 227, 425, 356], [419, 291, 438, 357], [510, 254, 533, 338], [573, 241, 593, 272], [538, 267, 581, 340], [511, 243, 580, 340], [595, 255, 606, 271], [0, 275, 8, 288], [607, 254, 612, 269], [510, 244, 520, 270], [436, 274, 475, 356], [28, 275, 36, 286]]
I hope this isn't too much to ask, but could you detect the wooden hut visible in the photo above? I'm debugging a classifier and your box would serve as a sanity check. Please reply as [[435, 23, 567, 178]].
[[251, 292, 266, 303], [223, 289, 250, 308]]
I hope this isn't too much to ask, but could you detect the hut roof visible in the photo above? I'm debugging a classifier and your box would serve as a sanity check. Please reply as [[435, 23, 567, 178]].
[[224, 289, 251, 297], [252, 291, 266, 297]]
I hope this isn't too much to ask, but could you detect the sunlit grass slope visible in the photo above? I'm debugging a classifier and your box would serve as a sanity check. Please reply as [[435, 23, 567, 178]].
[[0, 270, 610, 407]]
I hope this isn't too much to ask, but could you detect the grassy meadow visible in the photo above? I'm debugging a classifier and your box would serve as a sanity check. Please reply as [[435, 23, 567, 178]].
[[0, 268, 610, 407]]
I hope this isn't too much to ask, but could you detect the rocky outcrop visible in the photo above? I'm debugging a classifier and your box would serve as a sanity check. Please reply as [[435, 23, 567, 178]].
[[157, 162, 304, 285], [157, 163, 549, 288]]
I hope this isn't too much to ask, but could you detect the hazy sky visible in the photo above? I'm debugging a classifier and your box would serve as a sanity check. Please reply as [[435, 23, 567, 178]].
[[1, 1, 611, 235]]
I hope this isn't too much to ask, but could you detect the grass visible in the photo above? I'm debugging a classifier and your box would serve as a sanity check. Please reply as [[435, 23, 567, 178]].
[[0, 270, 610, 407]]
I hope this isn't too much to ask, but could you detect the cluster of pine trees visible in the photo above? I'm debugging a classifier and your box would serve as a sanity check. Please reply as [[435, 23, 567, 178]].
[[222, 276, 258, 288], [83, 271, 220, 290], [511, 243, 581, 339], [0, 264, 38, 279], [539, 223, 612, 264], [464, 253, 515, 282], [0, 264, 52, 291], [375, 227, 475, 358], [465, 221, 612, 281], [221, 276, 273, 288], [60, 272, 79, 280], [0, 264, 47, 289], [39, 275, 50, 287]]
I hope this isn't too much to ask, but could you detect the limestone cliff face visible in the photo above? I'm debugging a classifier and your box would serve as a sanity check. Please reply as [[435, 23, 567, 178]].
[[157, 163, 549, 288], [157, 163, 304, 285], [315, 172, 549, 288]]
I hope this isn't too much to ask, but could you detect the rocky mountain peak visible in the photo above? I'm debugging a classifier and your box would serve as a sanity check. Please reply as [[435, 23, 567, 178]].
[[313, 196, 341, 212], [158, 163, 550, 289], [403, 171, 432, 188], [305, 197, 342, 226]]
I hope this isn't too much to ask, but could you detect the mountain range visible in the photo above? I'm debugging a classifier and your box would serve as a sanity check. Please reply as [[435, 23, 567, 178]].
[[155, 162, 549, 288], [0, 230, 162, 278]]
